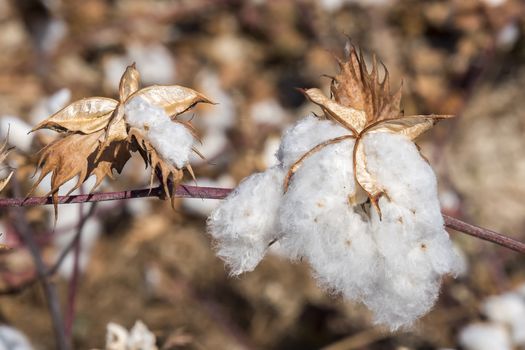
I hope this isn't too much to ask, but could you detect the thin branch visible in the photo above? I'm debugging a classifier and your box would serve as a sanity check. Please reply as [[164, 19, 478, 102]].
[[443, 215, 525, 254], [0, 185, 524, 254], [9, 180, 69, 350], [0, 203, 97, 296]]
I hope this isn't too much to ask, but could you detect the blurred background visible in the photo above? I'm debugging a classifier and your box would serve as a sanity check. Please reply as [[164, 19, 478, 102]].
[[0, 0, 525, 349]]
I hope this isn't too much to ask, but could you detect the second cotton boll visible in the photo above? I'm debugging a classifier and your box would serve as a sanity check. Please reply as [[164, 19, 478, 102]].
[[207, 116, 462, 330], [125, 97, 195, 169]]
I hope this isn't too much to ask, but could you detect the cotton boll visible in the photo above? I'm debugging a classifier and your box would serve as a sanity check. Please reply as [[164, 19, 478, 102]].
[[106, 323, 129, 350], [459, 323, 512, 350], [277, 115, 348, 167], [208, 166, 285, 275], [125, 97, 195, 169], [0, 325, 34, 350], [127, 321, 157, 350], [278, 139, 380, 299], [0, 116, 32, 152], [482, 293, 525, 344]]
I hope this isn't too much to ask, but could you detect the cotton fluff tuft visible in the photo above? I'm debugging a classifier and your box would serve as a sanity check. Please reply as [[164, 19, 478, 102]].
[[207, 115, 461, 329], [208, 166, 285, 275], [125, 97, 195, 169]]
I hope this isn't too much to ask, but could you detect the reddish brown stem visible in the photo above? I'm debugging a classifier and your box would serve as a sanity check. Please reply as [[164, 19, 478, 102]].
[[0, 185, 524, 254]]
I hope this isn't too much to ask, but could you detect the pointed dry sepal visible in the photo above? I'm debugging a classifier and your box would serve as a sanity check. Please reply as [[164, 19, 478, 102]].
[[128, 128, 184, 207], [297, 43, 455, 217], [129, 85, 213, 118], [30, 97, 118, 134], [0, 138, 13, 193], [303, 88, 366, 135], [119, 63, 141, 102], [365, 114, 455, 140]]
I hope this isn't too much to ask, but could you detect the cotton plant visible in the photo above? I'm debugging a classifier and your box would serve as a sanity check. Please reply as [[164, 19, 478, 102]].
[[29, 63, 212, 217], [208, 44, 462, 329]]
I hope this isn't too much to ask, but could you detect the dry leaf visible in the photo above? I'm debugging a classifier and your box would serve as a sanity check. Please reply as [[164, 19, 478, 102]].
[[292, 43, 454, 216], [30, 97, 118, 134], [130, 85, 212, 118]]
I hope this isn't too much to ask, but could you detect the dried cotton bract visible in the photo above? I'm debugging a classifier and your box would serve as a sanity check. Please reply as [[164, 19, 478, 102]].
[[207, 45, 462, 329], [30, 64, 211, 217]]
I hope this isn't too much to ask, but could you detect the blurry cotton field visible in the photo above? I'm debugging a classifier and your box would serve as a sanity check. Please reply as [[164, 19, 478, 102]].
[[0, 0, 524, 349]]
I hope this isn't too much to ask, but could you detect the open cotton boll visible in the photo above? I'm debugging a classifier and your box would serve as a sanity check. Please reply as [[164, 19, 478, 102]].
[[277, 115, 348, 167], [208, 166, 285, 275], [0, 325, 34, 350], [482, 293, 525, 344], [125, 97, 195, 169], [278, 139, 380, 299], [459, 323, 512, 350]]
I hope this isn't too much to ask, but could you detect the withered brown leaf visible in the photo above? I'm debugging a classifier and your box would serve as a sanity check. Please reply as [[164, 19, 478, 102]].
[[30, 97, 118, 134]]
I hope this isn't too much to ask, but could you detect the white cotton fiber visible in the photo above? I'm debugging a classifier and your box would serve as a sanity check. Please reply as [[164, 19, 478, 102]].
[[207, 115, 461, 329], [278, 137, 379, 299], [0, 325, 34, 350], [482, 292, 525, 344], [459, 323, 512, 350], [125, 97, 195, 169], [105, 320, 157, 350], [362, 132, 462, 328], [208, 166, 286, 275], [277, 115, 348, 167]]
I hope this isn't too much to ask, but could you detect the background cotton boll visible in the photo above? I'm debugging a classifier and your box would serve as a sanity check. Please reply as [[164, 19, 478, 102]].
[[103, 43, 176, 92], [277, 115, 348, 167], [459, 323, 512, 350], [261, 135, 281, 168], [0, 116, 32, 152], [189, 131, 228, 166], [182, 175, 235, 217], [207, 166, 285, 275], [0, 325, 34, 350], [29, 88, 71, 125], [196, 72, 236, 131], [249, 98, 288, 127], [482, 293, 525, 344], [127, 43, 176, 85], [55, 217, 101, 279]]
